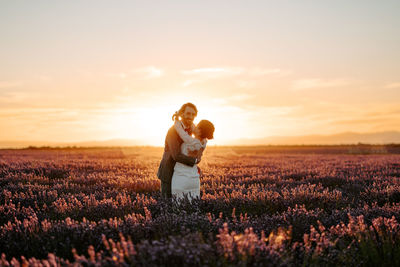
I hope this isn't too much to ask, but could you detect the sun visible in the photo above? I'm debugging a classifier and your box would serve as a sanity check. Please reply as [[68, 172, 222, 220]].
[[101, 106, 175, 146]]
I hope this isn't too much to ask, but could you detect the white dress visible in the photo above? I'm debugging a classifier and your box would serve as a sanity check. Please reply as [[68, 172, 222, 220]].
[[171, 121, 207, 201]]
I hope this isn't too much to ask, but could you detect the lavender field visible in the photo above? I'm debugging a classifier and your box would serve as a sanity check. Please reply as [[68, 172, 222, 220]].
[[1, 146, 400, 266]]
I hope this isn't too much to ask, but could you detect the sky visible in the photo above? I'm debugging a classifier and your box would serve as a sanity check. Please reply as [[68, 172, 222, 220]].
[[0, 0, 399, 146]]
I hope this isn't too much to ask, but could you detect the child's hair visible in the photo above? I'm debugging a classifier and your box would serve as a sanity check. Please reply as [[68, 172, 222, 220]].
[[197, 120, 215, 139], [172, 102, 198, 121]]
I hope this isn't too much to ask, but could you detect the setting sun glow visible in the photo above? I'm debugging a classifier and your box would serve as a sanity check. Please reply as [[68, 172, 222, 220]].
[[0, 1, 399, 147]]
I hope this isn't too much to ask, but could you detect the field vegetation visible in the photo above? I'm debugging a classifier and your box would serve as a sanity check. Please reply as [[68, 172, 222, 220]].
[[0, 145, 400, 266]]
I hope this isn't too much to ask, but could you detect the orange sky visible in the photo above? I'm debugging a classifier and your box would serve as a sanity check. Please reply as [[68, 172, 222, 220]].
[[0, 1, 399, 146]]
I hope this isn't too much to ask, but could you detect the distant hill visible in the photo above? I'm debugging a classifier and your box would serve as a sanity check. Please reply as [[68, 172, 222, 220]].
[[1, 131, 400, 148], [225, 131, 400, 145]]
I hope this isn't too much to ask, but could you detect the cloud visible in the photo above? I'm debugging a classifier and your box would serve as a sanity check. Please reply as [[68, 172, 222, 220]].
[[236, 80, 256, 88], [181, 67, 244, 78], [384, 82, 400, 89], [182, 79, 202, 87], [212, 93, 255, 104], [181, 67, 290, 78], [132, 66, 164, 79], [180, 66, 289, 87], [253, 105, 298, 116], [248, 68, 291, 77], [180, 67, 244, 87], [334, 117, 394, 125], [0, 81, 23, 89], [311, 104, 400, 134], [290, 78, 349, 91], [0, 91, 33, 103], [107, 72, 128, 79], [108, 66, 164, 80]]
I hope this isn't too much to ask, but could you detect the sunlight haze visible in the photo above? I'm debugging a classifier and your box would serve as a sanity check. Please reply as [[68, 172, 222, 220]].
[[1, 1, 399, 146]]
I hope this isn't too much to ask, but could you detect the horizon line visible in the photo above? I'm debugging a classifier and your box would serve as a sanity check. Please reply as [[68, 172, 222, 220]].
[[1, 143, 400, 150]]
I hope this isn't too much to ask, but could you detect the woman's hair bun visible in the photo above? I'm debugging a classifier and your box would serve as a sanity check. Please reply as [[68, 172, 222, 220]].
[[172, 111, 179, 121]]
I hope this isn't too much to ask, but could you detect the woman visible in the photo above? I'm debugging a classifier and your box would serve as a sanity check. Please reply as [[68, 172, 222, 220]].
[[171, 118, 215, 201]]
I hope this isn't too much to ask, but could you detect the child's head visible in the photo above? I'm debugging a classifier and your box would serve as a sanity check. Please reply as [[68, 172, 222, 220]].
[[195, 120, 215, 140]]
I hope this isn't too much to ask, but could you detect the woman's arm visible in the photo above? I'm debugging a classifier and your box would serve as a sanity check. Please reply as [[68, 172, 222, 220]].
[[174, 120, 202, 151], [174, 120, 195, 143], [166, 127, 196, 167]]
